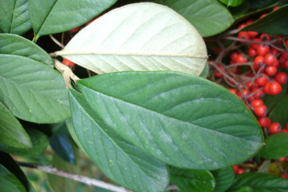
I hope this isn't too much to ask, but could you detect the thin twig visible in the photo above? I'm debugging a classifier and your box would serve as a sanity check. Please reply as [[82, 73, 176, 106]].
[[17, 162, 128, 192], [50, 35, 65, 49]]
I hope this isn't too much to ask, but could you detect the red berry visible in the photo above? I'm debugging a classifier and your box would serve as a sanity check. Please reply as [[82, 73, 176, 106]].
[[281, 174, 287, 178], [62, 59, 76, 70], [248, 31, 259, 38], [238, 32, 250, 43], [281, 129, 288, 133], [255, 76, 269, 87], [251, 99, 264, 108], [275, 72, 288, 84], [285, 39, 288, 47], [273, 59, 279, 67], [237, 89, 249, 98], [264, 54, 276, 66], [269, 122, 282, 134], [251, 87, 265, 99], [253, 56, 265, 69], [232, 165, 239, 173], [238, 23, 247, 29], [69, 27, 80, 33], [246, 19, 254, 25], [254, 104, 268, 117], [273, 6, 279, 11], [237, 168, 245, 174], [258, 117, 271, 127], [265, 66, 277, 76], [248, 48, 257, 57], [268, 82, 282, 95], [282, 52, 288, 59], [251, 38, 261, 49], [236, 54, 248, 63], [257, 45, 270, 56], [246, 81, 253, 90], [260, 33, 271, 42], [231, 52, 240, 62], [270, 47, 280, 56], [283, 60, 288, 68], [260, 14, 267, 19], [264, 82, 271, 94], [214, 65, 224, 78], [229, 89, 237, 95]]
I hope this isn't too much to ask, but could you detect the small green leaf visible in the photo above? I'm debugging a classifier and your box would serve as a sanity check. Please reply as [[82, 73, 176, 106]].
[[257, 160, 270, 173], [0, 0, 31, 35], [57, 3, 207, 77], [0, 54, 70, 123], [0, 164, 26, 192], [0, 128, 49, 157], [242, 5, 288, 35], [28, 0, 117, 36], [263, 83, 287, 112], [269, 95, 288, 128], [220, 0, 245, 7], [235, 186, 255, 192], [78, 71, 263, 170], [229, 0, 250, 19], [226, 172, 288, 192], [249, 0, 278, 9], [200, 62, 209, 78], [69, 89, 169, 192], [47, 148, 80, 192], [0, 34, 54, 67], [259, 133, 288, 159], [0, 102, 31, 148], [212, 167, 235, 192], [170, 167, 215, 192], [152, 0, 234, 37], [50, 123, 76, 164]]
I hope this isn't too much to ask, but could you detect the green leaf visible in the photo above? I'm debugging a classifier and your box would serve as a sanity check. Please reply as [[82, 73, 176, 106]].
[[170, 167, 215, 192], [220, 0, 245, 7], [0, 164, 26, 192], [269, 95, 288, 128], [0, 128, 49, 157], [259, 133, 288, 159], [257, 160, 270, 173], [229, 0, 250, 19], [0, 101, 31, 148], [200, 62, 209, 78], [0, 34, 54, 67], [56, 3, 207, 77], [28, 0, 117, 36], [249, 0, 278, 9], [152, 0, 234, 37], [0, 54, 70, 123], [50, 123, 76, 164], [47, 148, 80, 192], [78, 71, 263, 170], [226, 173, 288, 192], [0, 0, 31, 35], [212, 167, 235, 192], [0, 152, 31, 192], [69, 89, 169, 192], [242, 5, 288, 35], [235, 186, 255, 192], [263, 83, 287, 112]]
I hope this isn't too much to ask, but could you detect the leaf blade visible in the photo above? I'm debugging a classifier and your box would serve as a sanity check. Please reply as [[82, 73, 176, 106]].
[[259, 133, 288, 159]]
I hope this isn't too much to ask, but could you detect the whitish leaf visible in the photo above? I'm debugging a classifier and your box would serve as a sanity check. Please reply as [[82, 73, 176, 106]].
[[56, 3, 207, 76], [0, 0, 31, 35], [0, 55, 70, 123], [0, 102, 32, 148], [78, 71, 263, 170], [28, 0, 117, 36], [69, 89, 169, 192]]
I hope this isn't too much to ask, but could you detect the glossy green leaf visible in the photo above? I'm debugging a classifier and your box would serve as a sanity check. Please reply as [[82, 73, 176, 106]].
[[200, 62, 209, 78], [242, 5, 288, 35], [259, 133, 288, 159], [235, 186, 254, 192], [0, 54, 70, 123], [0, 164, 26, 192], [69, 89, 169, 192], [28, 0, 117, 36], [170, 167, 215, 192], [226, 173, 288, 192], [0, 128, 49, 157], [0, 102, 31, 148], [152, 0, 234, 37], [249, 0, 278, 9], [50, 123, 76, 164], [57, 3, 207, 77], [257, 160, 270, 173], [220, 0, 244, 7], [0, 0, 31, 35], [263, 83, 287, 112], [47, 148, 80, 192], [212, 167, 235, 192], [0, 34, 54, 67], [269, 95, 288, 128], [0, 152, 31, 192], [229, 0, 250, 19], [78, 71, 263, 170]]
